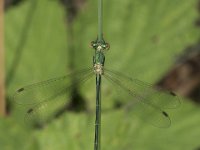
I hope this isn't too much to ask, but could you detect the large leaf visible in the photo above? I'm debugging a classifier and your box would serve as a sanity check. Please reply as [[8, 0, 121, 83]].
[[5, 0, 68, 95], [72, 0, 200, 109], [30, 100, 200, 150]]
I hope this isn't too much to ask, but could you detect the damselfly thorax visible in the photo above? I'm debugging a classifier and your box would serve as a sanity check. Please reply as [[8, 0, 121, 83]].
[[91, 40, 110, 76], [93, 50, 105, 75]]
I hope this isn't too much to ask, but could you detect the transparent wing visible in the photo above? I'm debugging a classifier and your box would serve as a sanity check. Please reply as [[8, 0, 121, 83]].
[[13, 68, 94, 126], [104, 69, 181, 128], [25, 92, 72, 127], [104, 69, 180, 109], [13, 68, 93, 105]]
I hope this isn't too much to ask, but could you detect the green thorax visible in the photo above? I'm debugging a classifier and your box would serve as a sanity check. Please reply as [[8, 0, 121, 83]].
[[91, 39, 110, 75], [94, 51, 105, 66], [91, 39, 110, 66]]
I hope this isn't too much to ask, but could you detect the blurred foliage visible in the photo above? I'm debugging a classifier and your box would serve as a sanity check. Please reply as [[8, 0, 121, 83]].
[[2, 0, 200, 149]]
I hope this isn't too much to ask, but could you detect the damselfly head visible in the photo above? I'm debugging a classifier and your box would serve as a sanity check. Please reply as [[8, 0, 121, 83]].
[[90, 40, 110, 51]]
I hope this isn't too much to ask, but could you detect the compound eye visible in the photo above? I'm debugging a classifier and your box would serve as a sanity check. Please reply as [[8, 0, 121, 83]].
[[106, 43, 110, 50], [90, 41, 97, 49], [104, 43, 110, 50]]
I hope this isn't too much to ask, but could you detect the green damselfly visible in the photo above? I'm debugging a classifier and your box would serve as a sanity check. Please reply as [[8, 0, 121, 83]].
[[13, 0, 180, 150]]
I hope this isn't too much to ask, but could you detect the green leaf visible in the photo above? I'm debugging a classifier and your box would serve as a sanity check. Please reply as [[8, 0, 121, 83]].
[[6, 0, 68, 95], [0, 117, 39, 150], [73, 0, 200, 108], [32, 100, 200, 150]]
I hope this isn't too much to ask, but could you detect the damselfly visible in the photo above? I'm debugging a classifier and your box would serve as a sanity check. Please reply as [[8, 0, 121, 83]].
[[13, 0, 180, 150]]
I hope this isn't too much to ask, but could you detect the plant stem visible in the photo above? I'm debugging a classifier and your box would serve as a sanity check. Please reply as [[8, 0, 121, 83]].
[[97, 0, 103, 41]]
